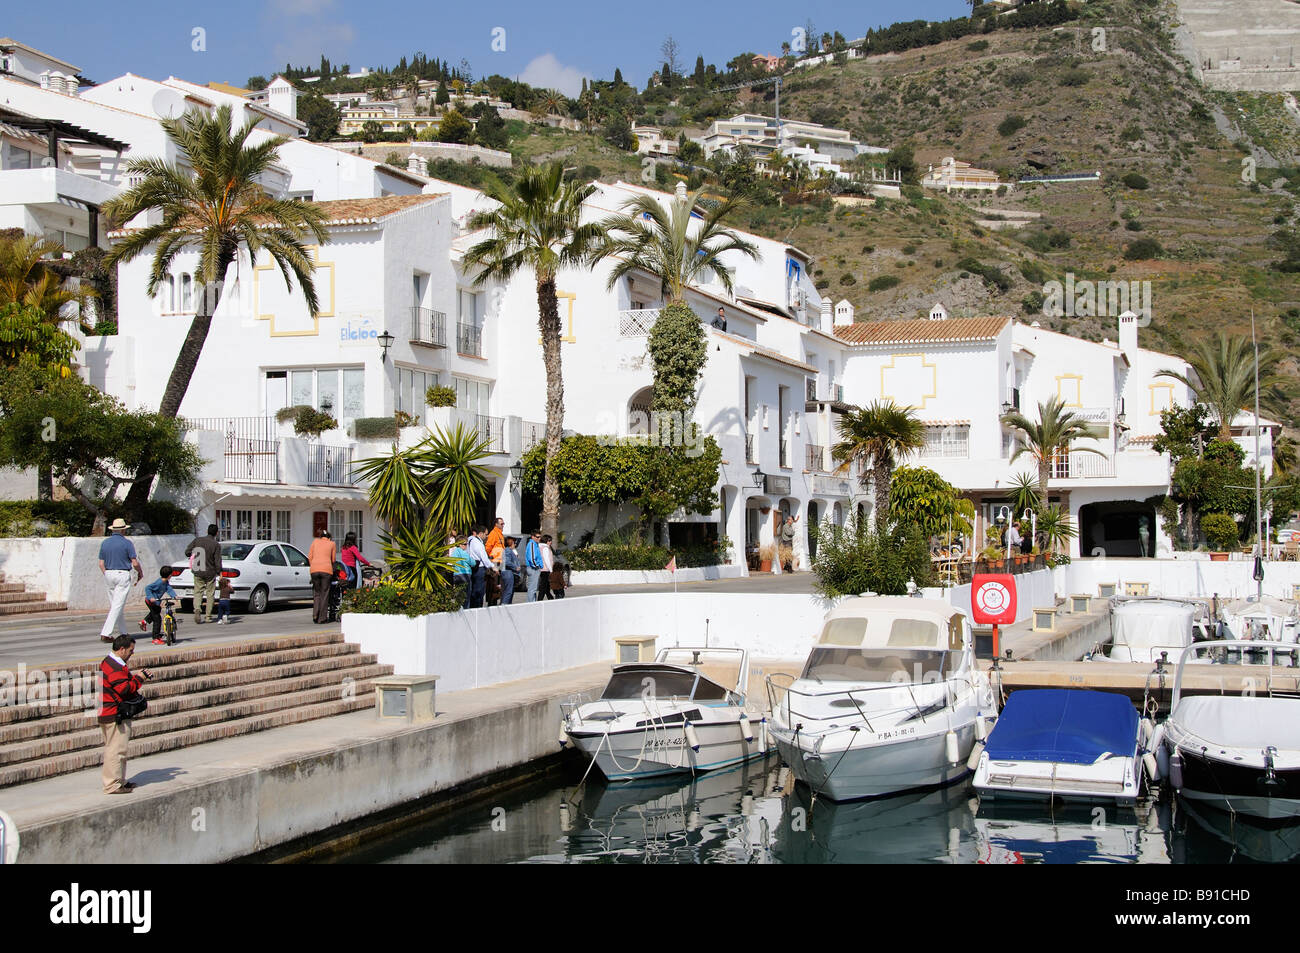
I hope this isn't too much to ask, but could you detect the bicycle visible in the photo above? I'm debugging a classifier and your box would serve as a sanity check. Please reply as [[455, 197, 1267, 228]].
[[160, 597, 180, 646]]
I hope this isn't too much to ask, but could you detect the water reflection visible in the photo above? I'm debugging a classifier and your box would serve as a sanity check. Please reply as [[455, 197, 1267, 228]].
[[324, 753, 1300, 864]]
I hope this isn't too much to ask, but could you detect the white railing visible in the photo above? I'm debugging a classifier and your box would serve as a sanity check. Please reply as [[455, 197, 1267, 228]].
[[919, 425, 970, 458], [521, 419, 545, 451], [1052, 451, 1116, 479], [618, 308, 658, 337]]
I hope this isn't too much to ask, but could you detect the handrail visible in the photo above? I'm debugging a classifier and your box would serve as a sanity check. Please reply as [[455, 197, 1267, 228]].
[[766, 671, 970, 730], [1171, 639, 1299, 707]]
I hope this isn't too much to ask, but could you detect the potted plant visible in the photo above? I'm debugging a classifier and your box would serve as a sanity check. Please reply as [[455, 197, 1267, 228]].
[[759, 542, 775, 573], [1201, 512, 1239, 561]]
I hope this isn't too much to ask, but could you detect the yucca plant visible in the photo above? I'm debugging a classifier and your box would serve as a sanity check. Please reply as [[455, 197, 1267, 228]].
[[379, 522, 459, 590], [1034, 504, 1078, 555], [1008, 471, 1041, 519]]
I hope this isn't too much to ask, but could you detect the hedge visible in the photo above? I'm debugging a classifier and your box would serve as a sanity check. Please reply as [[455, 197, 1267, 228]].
[[353, 417, 398, 438], [0, 499, 192, 537], [341, 579, 463, 617], [568, 542, 725, 571]]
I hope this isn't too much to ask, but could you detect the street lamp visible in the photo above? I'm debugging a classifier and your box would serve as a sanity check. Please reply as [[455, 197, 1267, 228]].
[[752, 469, 766, 490], [378, 330, 394, 363], [510, 461, 524, 490], [1001, 401, 1014, 416]]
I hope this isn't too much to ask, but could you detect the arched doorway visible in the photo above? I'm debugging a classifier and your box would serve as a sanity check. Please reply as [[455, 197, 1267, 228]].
[[627, 386, 653, 436], [1078, 500, 1158, 557]]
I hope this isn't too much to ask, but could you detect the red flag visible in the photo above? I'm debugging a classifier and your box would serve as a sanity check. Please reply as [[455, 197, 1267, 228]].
[[665, 555, 677, 572]]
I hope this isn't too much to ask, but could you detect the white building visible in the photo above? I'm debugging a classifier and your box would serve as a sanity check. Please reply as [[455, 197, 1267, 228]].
[[694, 113, 884, 164], [921, 157, 1004, 192], [0, 38, 83, 92]]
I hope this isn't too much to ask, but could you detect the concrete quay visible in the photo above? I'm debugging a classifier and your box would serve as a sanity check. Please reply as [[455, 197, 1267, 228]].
[[1, 662, 609, 864]]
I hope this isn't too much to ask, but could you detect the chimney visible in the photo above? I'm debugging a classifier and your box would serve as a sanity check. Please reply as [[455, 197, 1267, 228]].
[[675, 179, 687, 202], [820, 296, 833, 334], [929, 302, 948, 321], [407, 153, 425, 175], [834, 299, 855, 327], [1118, 310, 1138, 354]]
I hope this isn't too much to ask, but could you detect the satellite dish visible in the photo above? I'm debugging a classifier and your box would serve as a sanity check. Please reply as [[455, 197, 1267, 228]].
[[151, 87, 186, 120]]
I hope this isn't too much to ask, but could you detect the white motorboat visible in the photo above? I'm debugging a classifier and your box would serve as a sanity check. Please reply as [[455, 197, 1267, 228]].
[[1097, 599, 1202, 663], [973, 689, 1146, 805], [767, 596, 997, 802], [1218, 596, 1300, 645], [561, 647, 767, 781], [1162, 639, 1300, 821]]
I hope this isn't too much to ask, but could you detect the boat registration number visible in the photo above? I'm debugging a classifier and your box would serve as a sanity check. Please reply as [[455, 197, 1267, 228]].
[[646, 737, 687, 750], [874, 727, 918, 741]]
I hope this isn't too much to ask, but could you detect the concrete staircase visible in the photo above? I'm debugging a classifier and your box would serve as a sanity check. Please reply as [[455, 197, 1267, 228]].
[[0, 632, 391, 787], [0, 573, 67, 616]]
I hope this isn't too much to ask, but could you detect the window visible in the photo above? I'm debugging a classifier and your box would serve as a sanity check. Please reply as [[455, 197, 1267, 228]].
[[2, 142, 32, 170], [397, 366, 439, 414], [277, 367, 365, 419], [275, 511, 292, 543], [284, 546, 309, 567], [255, 510, 273, 540], [180, 273, 194, 312], [454, 376, 490, 415], [920, 425, 970, 458], [217, 508, 292, 543], [329, 509, 364, 546], [258, 546, 287, 566]]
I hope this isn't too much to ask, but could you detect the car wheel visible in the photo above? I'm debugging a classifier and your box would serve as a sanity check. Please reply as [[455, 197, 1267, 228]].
[[248, 585, 269, 614]]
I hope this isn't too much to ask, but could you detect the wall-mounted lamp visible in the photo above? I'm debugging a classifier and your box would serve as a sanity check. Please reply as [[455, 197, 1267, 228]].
[[752, 469, 766, 490], [509, 461, 524, 490], [378, 330, 395, 363]]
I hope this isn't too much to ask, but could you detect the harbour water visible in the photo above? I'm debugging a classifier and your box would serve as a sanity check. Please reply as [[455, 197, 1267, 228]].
[[324, 755, 1300, 864]]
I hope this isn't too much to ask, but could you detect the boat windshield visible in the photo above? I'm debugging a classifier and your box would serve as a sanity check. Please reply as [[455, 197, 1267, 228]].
[[801, 647, 953, 683], [600, 670, 725, 701]]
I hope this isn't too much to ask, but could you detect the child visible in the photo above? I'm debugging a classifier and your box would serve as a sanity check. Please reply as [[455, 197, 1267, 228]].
[[141, 567, 177, 644], [216, 575, 233, 624]]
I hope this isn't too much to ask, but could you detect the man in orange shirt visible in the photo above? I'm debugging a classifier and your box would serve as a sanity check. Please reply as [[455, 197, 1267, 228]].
[[308, 529, 336, 624], [485, 518, 505, 561]]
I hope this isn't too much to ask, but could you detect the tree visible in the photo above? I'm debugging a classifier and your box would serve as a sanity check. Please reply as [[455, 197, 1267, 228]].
[[1157, 332, 1290, 438], [813, 516, 933, 598], [1000, 396, 1106, 511], [693, 56, 706, 85], [832, 401, 925, 531], [435, 81, 450, 106], [603, 112, 634, 151], [661, 36, 681, 81], [297, 88, 340, 141], [0, 302, 77, 373], [469, 103, 508, 149], [361, 119, 383, 141], [1007, 470, 1041, 519], [613, 68, 625, 87], [0, 365, 202, 534], [677, 138, 704, 164], [352, 423, 493, 589], [436, 108, 472, 143], [462, 163, 606, 538], [890, 465, 975, 539], [0, 234, 96, 331], [646, 303, 707, 416], [102, 104, 329, 518]]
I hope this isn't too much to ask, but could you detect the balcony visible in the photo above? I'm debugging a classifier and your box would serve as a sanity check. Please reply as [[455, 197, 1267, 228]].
[[806, 443, 826, 471], [306, 444, 355, 486], [521, 419, 545, 451], [456, 323, 483, 357], [1051, 451, 1116, 479], [410, 307, 446, 348], [805, 382, 847, 412], [224, 438, 280, 484], [471, 414, 505, 453], [618, 309, 657, 337], [812, 472, 852, 497]]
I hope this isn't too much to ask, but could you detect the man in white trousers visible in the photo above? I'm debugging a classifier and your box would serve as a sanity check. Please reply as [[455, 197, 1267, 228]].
[[98, 519, 142, 643]]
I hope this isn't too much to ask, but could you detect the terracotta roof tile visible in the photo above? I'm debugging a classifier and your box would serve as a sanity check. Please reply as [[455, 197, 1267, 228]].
[[310, 193, 444, 223], [833, 316, 1011, 346]]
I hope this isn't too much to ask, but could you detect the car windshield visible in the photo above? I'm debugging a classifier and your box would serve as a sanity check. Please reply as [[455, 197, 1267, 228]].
[[801, 647, 953, 683], [221, 544, 254, 561]]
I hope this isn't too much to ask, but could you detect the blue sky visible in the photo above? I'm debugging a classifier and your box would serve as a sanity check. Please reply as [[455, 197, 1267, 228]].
[[9, 0, 971, 96]]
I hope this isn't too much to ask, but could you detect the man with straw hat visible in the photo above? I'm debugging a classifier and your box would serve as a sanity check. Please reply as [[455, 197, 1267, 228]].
[[98, 518, 142, 643]]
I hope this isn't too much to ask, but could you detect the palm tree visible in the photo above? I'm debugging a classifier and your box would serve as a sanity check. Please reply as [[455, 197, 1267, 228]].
[[1001, 396, 1107, 511], [1157, 332, 1289, 439], [531, 89, 567, 118], [0, 234, 96, 330], [593, 183, 760, 307], [1008, 471, 1041, 519], [831, 400, 925, 530], [462, 162, 606, 538], [103, 104, 329, 516]]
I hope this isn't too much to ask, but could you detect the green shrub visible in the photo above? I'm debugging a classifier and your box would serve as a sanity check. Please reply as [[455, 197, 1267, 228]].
[[1122, 172, 1149, 190], [839, 273, 857, 285], [868, 274, 902, 293], [1123, 238, 1164, 260], [292, 407, 337, 437], [1125, 219, 1144, 231], [341, 578, 462, 617], [966, 39, 990, 52], [813, 519, 933, 597], [902, 244, 917, 255], [354, 417, 399, 439], [1018, 260, 1048, 284], [276, 404, 311, 423], [1058, 68, 1089, 87], [569, 541, 726, 571], [1200, 512, 1240, 551], [0, 499, 192, 537], [425, 385, 456, 407], [997, 114, 1027, 137], [955, 257, 1012, 292]]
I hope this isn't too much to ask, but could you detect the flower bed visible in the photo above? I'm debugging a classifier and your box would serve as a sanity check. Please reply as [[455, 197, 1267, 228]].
[[341, 579, 462, 617]]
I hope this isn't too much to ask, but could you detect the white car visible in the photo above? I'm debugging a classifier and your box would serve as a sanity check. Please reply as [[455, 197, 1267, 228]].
[[169, 540, 315, 614]]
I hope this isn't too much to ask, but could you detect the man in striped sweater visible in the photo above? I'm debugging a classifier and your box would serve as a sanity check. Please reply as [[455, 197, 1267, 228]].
[[99, 636, 151, 794]]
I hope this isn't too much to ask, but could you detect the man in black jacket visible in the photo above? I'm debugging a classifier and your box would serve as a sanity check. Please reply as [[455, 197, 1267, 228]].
[[185, 524, 223, 624]]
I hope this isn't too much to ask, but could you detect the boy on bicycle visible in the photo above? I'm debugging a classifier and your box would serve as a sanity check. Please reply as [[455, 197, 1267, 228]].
[[140, 566, 177, 643]]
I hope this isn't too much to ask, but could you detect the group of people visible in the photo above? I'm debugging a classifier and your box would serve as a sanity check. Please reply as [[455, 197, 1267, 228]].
[[305, 528, 373, 624], [448, 518, 567, 608]]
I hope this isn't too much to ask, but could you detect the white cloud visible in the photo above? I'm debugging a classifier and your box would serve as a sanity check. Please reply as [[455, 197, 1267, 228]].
[[518, 53, 589, 98]]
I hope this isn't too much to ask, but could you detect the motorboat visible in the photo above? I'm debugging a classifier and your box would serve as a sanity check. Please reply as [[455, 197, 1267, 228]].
[[1095, 599, 1202, 663], [561, 647, 766, 781], [766, 596, 997, 802], [973, 689, 1147, 805], [1162, 639, 1300, 821], [1217, 596, 1300, 645]]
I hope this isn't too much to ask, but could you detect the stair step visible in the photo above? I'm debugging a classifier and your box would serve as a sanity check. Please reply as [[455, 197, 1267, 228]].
[[0, 601, 67, 616], [0, 646, 378, 725], [0, 675, 388, 766], [0, 583, 24, 593], [0, 693, 380, 788], [0, 592, 49, 604], [0, 663, 394, 746]]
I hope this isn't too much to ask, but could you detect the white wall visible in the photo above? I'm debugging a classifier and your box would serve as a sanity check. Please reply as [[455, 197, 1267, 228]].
[[1062, 556, 1300, 602], [0, 534, 191, 607]]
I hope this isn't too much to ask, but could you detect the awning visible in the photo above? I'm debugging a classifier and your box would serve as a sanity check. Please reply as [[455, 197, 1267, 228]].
[[205, 482, 370, 503]]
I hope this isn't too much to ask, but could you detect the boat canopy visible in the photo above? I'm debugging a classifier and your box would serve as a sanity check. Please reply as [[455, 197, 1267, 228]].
[[817, 597, 966, 651], [1172, 696, 1300, 751], [600, 663, 730, 702], [985, 690, 1138, 765], [1111, 600, 1195, 662]]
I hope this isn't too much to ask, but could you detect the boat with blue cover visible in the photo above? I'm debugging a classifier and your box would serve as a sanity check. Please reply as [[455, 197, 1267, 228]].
[[973, 689, 1146, 805]]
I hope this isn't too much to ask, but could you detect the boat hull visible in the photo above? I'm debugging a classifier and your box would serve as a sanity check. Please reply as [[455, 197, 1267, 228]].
[[1172, 744, 1300, 821], [773, 721, 977, 802], [567, 719, 767, 781]]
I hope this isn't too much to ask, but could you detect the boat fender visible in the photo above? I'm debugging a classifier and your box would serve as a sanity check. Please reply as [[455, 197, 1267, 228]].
[[759, 717, 769, 753], [741, 794, 754, 816], [975, 713, 989, 742], [684, 720, 701, 753], [739, 713, 754, 743], [1142, 752, 1159, 782], [1169, 751, 1184, 789], [1140, 717, 1155, 748], [1155, 743, 1170, 781], [945, 730, 960, 765], [559, 801, 572, 833], [559, 720, 569, 749], [967, 740, 986, 772]]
